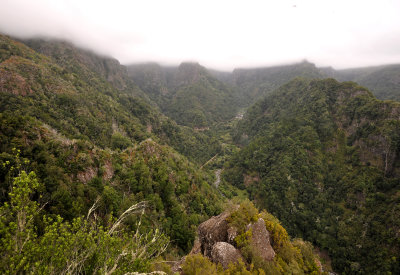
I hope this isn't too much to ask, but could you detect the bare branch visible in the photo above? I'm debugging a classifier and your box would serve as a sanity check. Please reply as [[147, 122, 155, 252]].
[[87, 197, 100, 220], [108, 201, 147, 235]]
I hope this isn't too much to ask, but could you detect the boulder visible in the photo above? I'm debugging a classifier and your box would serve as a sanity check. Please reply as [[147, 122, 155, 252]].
[[227, 226, 238, 245], [198, 210, 232, 257], [246, 218, 275, 261], [210, 242, 243, 269], [189, 238, 201, 255]]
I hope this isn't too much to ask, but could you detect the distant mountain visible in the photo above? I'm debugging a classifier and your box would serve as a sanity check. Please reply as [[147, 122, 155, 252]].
[[127, 62, 239, 128], [224, 78, 400, 273], [211, 61, 400, 104], [126, 62, 173, 105], [22, 38, 136, 92], [212, 61, 324, 107], [333, 64, 400, 101]]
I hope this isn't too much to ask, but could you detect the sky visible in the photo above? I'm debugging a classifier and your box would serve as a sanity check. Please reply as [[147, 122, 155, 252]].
[[1, 0, 400, 71]]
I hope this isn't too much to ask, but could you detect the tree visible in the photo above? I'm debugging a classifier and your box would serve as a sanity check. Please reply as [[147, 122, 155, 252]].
[[0, 165, 169, 274]]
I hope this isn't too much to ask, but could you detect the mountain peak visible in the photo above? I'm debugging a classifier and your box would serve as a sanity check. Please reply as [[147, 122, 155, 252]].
[[175, 62, 208, 86]]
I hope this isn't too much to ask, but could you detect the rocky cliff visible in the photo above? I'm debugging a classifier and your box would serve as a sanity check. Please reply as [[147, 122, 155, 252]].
[[178, 202, 324, 274], [190, 207, 275, 269]]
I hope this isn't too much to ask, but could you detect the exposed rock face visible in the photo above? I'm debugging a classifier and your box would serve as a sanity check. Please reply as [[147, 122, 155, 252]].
[[227, 226, 238, 244], [189, 238, 201, 255], [197, 207, 240, 257], [192, 209, 275, 270], [197, 210, 231, 258], [210, 242, 243, 269], [77, 167, 98, 184], [246, 218, 275, 261]]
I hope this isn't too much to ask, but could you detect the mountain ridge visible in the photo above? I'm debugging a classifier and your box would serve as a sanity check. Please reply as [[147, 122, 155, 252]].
[[127, 62, 240, 128], [1, 33, 400, 274], [224, 78, 400, 273]]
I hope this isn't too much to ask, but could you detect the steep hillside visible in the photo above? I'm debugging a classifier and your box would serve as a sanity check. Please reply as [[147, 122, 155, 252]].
[[224, 61, 324, 107], [0, 34, 229, 254], [2, 36, 221, 164], [0, 35, 325, 274], [0, 36, 149, 148], [22, 38, 134, 92], [224, 78, 400, 273], [126, 62, 174, 106], [128, 62, 239, 128], [334, 64, 400, 101], [213, 61, 400, 105]]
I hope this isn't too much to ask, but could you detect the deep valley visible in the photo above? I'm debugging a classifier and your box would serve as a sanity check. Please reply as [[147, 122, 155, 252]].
[[0, 34, 399, 274]]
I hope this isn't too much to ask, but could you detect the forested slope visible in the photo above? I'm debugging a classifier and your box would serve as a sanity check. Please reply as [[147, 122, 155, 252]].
[[333, 64, 400, 101], [225, 61, 324, 107], [224, 78, 400, 273], [2, 33, 399, 274], [128, 62, 239, 128], [0, 34, 225, 256], [1, 35, 222, 164]]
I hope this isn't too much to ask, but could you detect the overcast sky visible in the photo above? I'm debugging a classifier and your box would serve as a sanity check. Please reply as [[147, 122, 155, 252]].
[[1, 0, 400, 71]]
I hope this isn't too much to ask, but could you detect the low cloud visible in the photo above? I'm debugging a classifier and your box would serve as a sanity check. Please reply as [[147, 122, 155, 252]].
[[1, 0, 400, 70]]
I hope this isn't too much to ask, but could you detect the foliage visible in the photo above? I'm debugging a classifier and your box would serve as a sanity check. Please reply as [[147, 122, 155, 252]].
[[111, 132, 132, 150], [0, 34, 227, 255], [0, 121, 224, 252], [182, 254, 221, 275], [128, 62, 240, 128], [182, 254, 267, 275], [1, 34, 221, 165], [259, 211, 289, 250], [222, 202, 323, 274], [229, 61, 323, 107], [0, 167, 168, 274], [227, 200, 258, 234], [225, 78, 400, 273], [334, 64, 400, 101]]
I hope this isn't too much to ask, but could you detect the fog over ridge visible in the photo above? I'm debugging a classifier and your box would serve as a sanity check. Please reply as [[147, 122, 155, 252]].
[[1, 0, 400, 71]]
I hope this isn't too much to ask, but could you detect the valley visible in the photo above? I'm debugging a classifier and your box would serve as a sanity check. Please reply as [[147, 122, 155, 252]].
[[0, 34, 399, 274]]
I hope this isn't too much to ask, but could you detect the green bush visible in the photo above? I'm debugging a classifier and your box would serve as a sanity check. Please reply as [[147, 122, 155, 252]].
[[0, 168, 168, 274], [227, 200, 258, 233], [111, 132, 132, 150]]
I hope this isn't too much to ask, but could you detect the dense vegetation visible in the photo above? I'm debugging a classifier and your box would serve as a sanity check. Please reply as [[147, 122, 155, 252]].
[[1, 33, 400, 273], [0, 158, 169, 274], [0, 35, 222, 165], [323, 64, 400, 101], [0, 34, 224, 261], [182, 201, 323, 275], [221, 61, 324, 107], [224, 78, 400, 273], [128, 62, 239, 128]]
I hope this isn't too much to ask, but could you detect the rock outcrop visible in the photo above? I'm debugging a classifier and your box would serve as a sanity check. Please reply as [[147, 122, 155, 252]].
[[227, 226, 238, 244], [189, 238, 201, 255], [246, 218, 275, 261], [210, 242, 243, 269], [197, 210, 231, 258], [194, 209, 275, 269]]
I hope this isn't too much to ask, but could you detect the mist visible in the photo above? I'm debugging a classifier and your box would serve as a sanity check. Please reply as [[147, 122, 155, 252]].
[[1, 0, 400, 71]]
